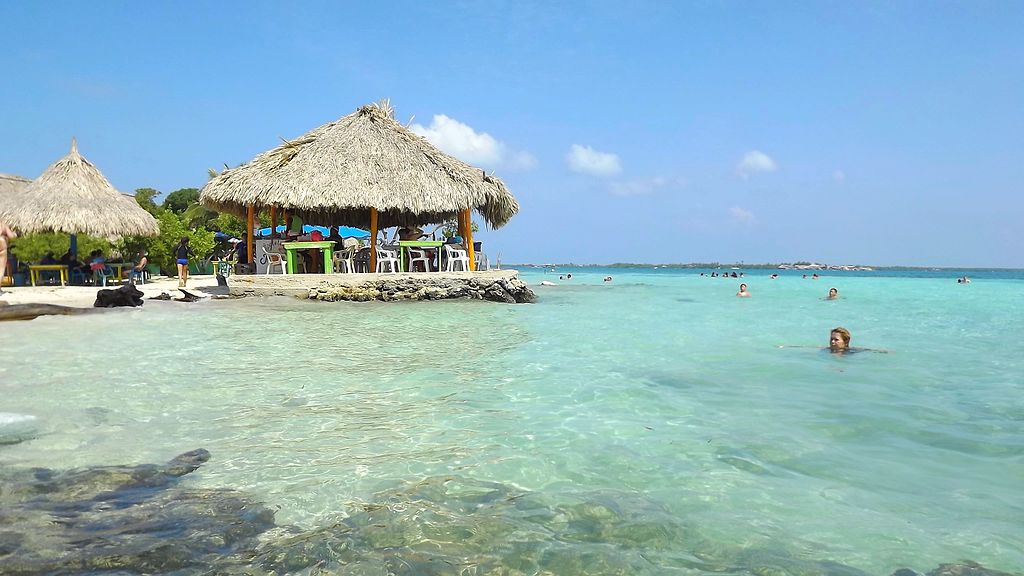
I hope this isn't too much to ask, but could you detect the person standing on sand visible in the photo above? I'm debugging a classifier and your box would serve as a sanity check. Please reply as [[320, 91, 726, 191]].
[[174, 237, 194, 288], [0, 222, 16, 292]]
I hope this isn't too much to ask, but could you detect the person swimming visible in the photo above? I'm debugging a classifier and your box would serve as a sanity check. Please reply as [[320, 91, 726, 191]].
[[603, 276, 613, 282], [826, 287, 839, 300], [736, 283, 750, 297], [829, 327, 851, 352], [779, 327, 886, 354]]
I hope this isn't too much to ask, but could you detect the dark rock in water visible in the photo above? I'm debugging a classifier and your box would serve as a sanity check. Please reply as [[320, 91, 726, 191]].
[[893, 569, 922, 576], [927, 562, 1020, 576], [93, 283, 145, 307], [0, 303, 92, 322], [0, 448, 278, 575], [4, 456, 1021, 575], [148, 291, 172, 300], [175, 288, 202, 302]]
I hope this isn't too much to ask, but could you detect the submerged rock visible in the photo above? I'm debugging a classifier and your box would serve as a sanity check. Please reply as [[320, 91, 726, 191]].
[[0, 412, 39, 445], [2, 455, 1020, 575], [0, 448, 276, 575]]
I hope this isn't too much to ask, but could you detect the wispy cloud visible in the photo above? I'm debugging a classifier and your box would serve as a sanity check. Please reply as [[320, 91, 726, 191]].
[[566, 144, 622, 176], [411, 114, 536, 171], [608, 176, 686, 196], [736, 150, 778, 179], [729, 206, 755, 224], [833, 169, 846, 182]]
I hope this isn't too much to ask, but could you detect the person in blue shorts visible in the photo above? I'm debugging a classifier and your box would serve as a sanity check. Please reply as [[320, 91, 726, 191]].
[[175, 236, 194, 288]]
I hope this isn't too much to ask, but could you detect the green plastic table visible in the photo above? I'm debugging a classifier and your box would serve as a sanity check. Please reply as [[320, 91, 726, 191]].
[[282, 241, 335, 274], [398, 240, 443, 272]]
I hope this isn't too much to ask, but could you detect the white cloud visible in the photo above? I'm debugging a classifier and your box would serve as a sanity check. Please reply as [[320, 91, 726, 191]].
[[736, 150, 778, 179], [833, 169, 846, 182], [729, 206, 755, 224], [608, 176, 686, 196], [566, 144, 622, 176], [410, 114, 535, 171], [507, 150, 538, 171]]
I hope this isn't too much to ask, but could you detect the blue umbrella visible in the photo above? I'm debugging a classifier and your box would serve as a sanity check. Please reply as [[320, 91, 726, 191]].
[[338, 226, 369, 238]]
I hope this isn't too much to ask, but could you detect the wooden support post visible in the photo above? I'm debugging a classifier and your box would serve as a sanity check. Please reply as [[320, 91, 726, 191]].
[[369, 208, 378, 272], [270, 206, 278, 237], [246, 205, 255, 265], [462, 209, 475, 271]]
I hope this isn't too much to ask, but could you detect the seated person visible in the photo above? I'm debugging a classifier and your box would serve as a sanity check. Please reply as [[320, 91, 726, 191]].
[[59, 251, 82, 269], [286, 214, 304, 238], [40, 251, 58, 265], [129, 251, 148, 284], [397, 226, 426, 241], [234, 239, 248, 263], [445, 234, 465, 250]]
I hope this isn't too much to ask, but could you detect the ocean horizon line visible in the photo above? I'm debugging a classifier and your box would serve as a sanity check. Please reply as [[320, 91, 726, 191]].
[[506, 262, 1024, 272]]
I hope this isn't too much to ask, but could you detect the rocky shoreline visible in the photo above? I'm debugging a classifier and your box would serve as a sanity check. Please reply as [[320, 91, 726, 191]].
[[0, 449, 1017, 575], [229, 270, 537, 303]]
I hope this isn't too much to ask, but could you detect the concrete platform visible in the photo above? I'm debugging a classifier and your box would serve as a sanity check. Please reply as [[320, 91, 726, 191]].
[[227, 269, 536, 303]]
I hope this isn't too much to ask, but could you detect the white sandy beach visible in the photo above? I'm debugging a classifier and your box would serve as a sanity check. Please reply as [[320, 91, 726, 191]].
[[0, 275, 225, 308]]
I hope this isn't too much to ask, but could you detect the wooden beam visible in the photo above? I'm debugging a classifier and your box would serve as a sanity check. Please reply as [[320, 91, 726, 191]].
[[462, 209, 475, 271], [270, 206, 277, 237], [246, 205, 255, 265], [369, 208, 378, 272]]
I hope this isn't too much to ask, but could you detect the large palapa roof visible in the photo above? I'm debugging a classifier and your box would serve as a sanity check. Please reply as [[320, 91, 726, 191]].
[[0, 173, 31, 199], [199, 100, 519, 229], [0, 139, 159, 236]]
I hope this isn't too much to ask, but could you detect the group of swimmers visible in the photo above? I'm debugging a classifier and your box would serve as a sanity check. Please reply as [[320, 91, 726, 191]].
[[735, 283, 839, 300]]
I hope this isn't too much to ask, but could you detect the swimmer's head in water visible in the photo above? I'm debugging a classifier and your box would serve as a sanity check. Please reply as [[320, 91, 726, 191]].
[[830, 327, 851, 351], [739, 283, 747, 291], [828, 287, 838, 299]]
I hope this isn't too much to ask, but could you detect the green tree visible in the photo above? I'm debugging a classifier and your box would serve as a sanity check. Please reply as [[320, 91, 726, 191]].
[[9, 233, 112, 265], [133, 188, 163, 216], [162, 188, 200, 214], [441, 219, 480, 239]]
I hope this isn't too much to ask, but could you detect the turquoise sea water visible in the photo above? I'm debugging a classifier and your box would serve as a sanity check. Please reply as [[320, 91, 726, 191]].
[[2, 268, 1022, 574]]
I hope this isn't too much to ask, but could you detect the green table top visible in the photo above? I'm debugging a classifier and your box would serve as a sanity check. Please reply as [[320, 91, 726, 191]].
[[282, 241, 336, 249], [398, 240, 444, 247]]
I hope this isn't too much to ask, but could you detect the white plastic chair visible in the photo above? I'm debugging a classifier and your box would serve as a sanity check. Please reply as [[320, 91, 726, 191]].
[[442, 244, 470, 272], [375, 246, 400, 273], [407, 248, 432, 272], [333, 245, 357, 273], [473, 248, 489, 271], [262, 246, 288, 275]]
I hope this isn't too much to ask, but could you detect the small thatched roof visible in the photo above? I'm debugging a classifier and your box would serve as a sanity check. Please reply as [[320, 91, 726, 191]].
[[0, 173, 31, 199], [200, 100, 519, 229], [0, 139, 159, 236]]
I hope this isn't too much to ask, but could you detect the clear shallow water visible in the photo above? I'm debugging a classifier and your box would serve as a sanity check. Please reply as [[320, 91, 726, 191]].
[[2, 268, 1022, 574]]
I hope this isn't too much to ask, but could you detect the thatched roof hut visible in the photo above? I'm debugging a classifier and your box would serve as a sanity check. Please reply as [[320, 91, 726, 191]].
[[0, 140, 159, 236], [0, 173, 31, 200], [199, 100, 519, 230]]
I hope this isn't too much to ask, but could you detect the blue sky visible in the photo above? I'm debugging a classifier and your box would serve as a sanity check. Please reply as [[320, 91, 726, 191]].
[[2, 1, 1022, 267]]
